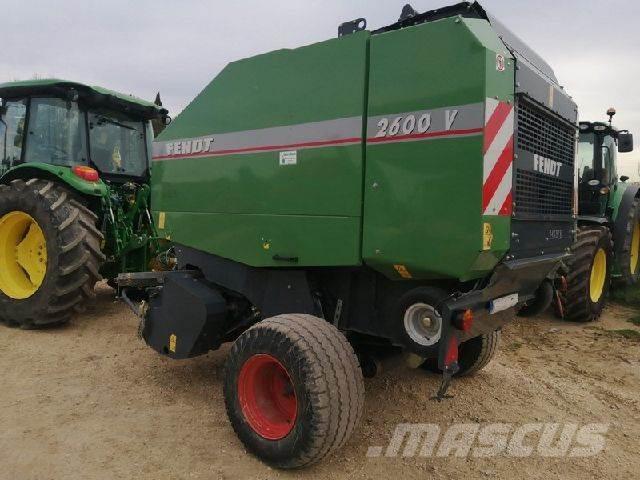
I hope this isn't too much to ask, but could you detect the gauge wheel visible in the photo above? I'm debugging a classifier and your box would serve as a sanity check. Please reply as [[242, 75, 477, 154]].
[[224, 314, 364, 469], [421, 330, 501, 376], [0, 179, 105, 328]]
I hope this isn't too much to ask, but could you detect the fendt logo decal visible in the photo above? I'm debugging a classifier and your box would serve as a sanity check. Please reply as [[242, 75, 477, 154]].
[[482, 99, 515, 216], [533, 154, 562, 177], [165, 137, 215, 156]]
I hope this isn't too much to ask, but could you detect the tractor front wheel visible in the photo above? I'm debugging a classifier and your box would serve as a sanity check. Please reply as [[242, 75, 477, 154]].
[[0, 179, 105, 328], [223, 314, 364, 469], [559, 228, 613, 322]]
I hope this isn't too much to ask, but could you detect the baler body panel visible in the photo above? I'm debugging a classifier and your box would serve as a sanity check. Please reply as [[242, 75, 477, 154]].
[[362, 17, 514, 280], [152, 32, 370, 267], [151, 9, 573, 283]]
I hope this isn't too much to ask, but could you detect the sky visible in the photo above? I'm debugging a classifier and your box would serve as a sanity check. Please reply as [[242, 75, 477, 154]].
[[2, 0, 639, 177]]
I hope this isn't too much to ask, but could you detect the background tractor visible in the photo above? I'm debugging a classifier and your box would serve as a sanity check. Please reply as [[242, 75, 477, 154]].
[[559, 109, 635, 321], [0, 79, 170, 328]]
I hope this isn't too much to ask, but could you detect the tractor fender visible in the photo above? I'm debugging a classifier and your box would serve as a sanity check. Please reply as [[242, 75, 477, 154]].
[[612, 182, 640, 259], [0, 163, 108, 197]]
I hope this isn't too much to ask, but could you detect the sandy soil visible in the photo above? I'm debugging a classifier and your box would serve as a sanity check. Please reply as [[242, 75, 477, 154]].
[[1, 283, 638, 480]]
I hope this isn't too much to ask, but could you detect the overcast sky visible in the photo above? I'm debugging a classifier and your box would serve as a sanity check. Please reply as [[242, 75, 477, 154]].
[[2, 0, 639, 176]]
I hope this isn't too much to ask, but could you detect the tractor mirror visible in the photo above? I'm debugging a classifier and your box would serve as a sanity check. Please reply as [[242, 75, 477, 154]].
[[619, 133, 634, 153]]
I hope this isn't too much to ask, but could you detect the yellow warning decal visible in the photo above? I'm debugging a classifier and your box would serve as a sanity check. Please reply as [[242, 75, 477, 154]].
[[394, 264, 413, 279], [158, 212, 166, 230], [169, 334, 177, 353], [483, 222, 494, 251]]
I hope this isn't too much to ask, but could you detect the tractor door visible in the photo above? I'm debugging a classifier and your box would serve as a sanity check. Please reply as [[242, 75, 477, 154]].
[[0, 98, 27, 177], [577, 131, 611, 216]]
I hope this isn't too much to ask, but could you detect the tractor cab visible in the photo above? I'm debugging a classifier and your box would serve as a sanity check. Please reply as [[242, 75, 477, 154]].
[[0, 79, 168, 183], [577, 109, 634, 217]]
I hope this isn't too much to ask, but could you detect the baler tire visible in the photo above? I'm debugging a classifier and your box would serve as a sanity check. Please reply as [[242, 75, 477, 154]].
[[517, 280, 554, 318], [223, 314, 364, 469], [421, 330, 501, 377], [0, 179, 105, 328], [455, 330, 501, 376], [559, 228, 613, 322]]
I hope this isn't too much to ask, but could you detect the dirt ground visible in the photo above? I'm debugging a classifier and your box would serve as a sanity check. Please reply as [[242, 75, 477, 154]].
[[1, 283, 638, 480]]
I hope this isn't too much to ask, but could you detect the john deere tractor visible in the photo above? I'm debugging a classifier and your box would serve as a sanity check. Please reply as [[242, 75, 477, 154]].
[[0, 79, 169, 328], [560, 108, 635, 321]]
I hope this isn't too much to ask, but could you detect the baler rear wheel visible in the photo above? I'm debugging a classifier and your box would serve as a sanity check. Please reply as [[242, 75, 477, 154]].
[[559, 227, 613, 322], [0, 179, 105, 328], [223, 314, 364, 469]]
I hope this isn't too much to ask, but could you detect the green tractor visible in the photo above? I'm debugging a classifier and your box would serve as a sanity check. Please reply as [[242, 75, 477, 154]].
[[0, 79, 170, 328], [560, 108, 635, 321]]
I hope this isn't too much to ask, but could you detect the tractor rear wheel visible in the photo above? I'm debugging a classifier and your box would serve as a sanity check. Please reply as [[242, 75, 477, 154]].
[[559, 228, 613, 322], [0, 179, 105, 328], [223, 314, 364, 469], [617, 198, 640, 285]]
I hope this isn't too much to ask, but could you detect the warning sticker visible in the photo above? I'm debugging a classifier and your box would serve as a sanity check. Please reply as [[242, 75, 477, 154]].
[[483, 223, 494, 251], [394, 264, 413, 279], [279, 150, 298, 166]]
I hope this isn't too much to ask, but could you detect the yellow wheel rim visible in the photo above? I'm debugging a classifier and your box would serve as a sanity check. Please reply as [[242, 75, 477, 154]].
[[0, 211, 48, 299], [631, 222, 640, 274], [589, 248, 607, 303]]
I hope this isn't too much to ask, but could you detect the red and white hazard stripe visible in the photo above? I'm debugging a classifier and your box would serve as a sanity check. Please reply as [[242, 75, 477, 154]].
[[482, 98, 515, 216]]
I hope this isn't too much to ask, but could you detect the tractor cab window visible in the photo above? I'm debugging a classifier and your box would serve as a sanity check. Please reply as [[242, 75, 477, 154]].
[[23, 97, 88, 167], [602, 135, 616, 184], [88, 112, 147, 177], [0, 98, 28, 170], [577, 133, 596, 182]]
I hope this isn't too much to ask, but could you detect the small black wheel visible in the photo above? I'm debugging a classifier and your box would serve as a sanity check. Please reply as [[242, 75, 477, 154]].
[[560, 227, 613, 322], [421, 330, 501, 377], [223, 314, 364, 469], [517, 280, 554, 317]]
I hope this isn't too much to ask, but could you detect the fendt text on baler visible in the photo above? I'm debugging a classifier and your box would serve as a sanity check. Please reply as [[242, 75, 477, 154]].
[[120, 2, 577, 468]]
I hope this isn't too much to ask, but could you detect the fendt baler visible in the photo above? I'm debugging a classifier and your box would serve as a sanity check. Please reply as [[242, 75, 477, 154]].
[[121, 2, 577, 468]]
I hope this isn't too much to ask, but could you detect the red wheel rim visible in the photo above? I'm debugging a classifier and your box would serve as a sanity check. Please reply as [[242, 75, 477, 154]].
[[237, 354, 298, 440]]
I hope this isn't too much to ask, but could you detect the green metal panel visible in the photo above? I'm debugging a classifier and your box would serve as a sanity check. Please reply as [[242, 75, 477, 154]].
[[609, 181, 631, 222], [362, 16, 514, 281], [152, 32, 370, 267], [156, 212, 360, 267]]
